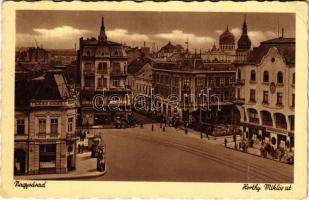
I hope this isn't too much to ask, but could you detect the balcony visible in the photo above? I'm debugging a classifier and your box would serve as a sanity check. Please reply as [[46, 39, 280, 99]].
[[235, 79, 245, 85], [30, 99, 76, 108], [110, 71, 126, 77], [84, 70, 95, 76]]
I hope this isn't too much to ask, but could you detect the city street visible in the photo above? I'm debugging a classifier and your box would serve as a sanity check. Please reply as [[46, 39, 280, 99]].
[[84, 114, 293, 182]]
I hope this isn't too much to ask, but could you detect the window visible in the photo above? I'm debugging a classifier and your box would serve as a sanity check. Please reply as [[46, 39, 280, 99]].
[[209, 79, 214, 87], [85, 63, 92, 72], [277, 71, 283, 84], [68, 117, 73, 132], [98, 63, 108, 74], [17, 119, 25, 135], [263, 71, 269, 83], [292, 93, 295, 107], [50, 118, 58, 134], [38, 119, 46, 133], [112, 62, 121, 73], [277, 92, 283, 105], [250, 89, 256, 102], [112, 79, 120, 87], [263, 91, 269, 104], [229, 77, 234, 85], [250, 70, 256, 81], [197, 79, 204, 87], [220, 78, 225, 86], [292, 73, 295, 85], [183, 79, 190, 87]]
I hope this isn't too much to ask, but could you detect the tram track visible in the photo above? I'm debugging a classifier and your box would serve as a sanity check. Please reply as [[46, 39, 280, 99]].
[[118, 132, 293, 183]]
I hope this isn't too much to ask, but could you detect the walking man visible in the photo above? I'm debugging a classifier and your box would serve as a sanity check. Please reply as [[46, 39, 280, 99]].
[[224, 138, 227, 148], [152, 124, 154, 132]]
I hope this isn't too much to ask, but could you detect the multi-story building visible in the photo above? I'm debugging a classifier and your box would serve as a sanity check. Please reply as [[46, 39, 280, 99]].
[[78, 17, 131, 126], [235, 31, 295, 151], [14, 70, 78, 175], [127, 56, 153, 111], [152, 52, 237, 125]]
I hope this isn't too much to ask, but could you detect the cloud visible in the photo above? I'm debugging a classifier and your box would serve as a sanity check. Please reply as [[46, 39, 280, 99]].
[[215, 30, 223, 35], [16, 26, 92, 49], [33, 26, 91, 39], [248, 31, 276, 46], [106, 29, 149, 44], [155, 30, 215, 46]]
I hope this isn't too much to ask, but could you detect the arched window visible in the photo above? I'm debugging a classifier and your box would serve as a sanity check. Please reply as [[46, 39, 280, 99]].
[[277, 71, 283, 84], [250, 70, 256, 81], [292, 73, 295, 85], [263, 71, 269, 83]]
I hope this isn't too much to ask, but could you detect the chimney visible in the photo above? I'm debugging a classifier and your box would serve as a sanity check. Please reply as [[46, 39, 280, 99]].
[[281, 27, 284, 38]]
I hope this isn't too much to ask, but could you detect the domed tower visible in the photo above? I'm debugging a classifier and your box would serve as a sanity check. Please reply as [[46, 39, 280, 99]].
[[236, 16, 252, 63], [219, 25, 235, 51]]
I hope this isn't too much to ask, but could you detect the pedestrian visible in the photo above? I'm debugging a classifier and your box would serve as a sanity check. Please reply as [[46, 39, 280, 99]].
[[200, 132, 203, 139], [239, 141, 241, 150], [152, 124, 154, 132], [81, 144, 84, 153], [140, 122, 143, 128], [160, 122, 162, 128], [224, 138, 227, 148], [163, 126, 165, 132], [185, 128, 188, 135]]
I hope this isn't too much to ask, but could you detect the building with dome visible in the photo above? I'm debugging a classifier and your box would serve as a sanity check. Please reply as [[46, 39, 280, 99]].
[[202, 25, 237, 63], [78, 17, 131, 127]]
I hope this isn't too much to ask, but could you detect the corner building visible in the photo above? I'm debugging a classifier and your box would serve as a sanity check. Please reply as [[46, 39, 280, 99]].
[[78, 17, 131, 126], [235, 35, 295, 151], [14, 70, 78, 175]]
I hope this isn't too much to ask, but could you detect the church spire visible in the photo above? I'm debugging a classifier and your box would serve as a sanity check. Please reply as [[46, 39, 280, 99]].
[[98, 16, 107, 42], [242, 15, 248, 35]]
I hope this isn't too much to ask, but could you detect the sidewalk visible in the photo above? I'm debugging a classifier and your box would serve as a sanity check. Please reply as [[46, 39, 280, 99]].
[[224, 140, 293, 165], [15, 152, 107, 180]]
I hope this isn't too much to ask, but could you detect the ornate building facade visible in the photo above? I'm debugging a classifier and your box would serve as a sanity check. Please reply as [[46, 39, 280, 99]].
[[14, 70, 78, 175], [78, 17, 131, 126], [235, 33, 295, 151]]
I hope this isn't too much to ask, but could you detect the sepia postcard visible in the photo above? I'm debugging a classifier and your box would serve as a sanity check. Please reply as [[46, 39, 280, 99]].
[[1, 1, 308, 198]]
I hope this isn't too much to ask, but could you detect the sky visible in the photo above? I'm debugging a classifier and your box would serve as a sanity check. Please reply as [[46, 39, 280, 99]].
[[16, 11, 295, 51]]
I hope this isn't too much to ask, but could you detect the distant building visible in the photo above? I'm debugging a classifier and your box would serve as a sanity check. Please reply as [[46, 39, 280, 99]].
[[127, 56, 153, 112], [14, 70, 78, 175], [16, 47, 50, 64], [235, 33, 295, 151], [126, 46, 150, 65], [49, 49, 77, 65], [156, 41, 185, 59], [78, 17, 131, 126], [202, 25, 236, 63]]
